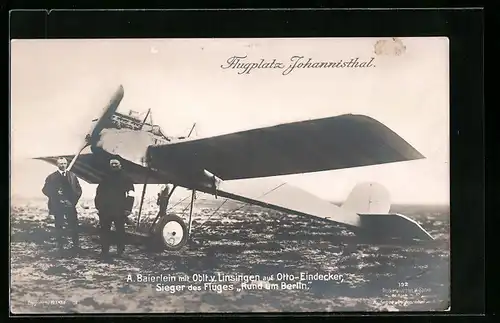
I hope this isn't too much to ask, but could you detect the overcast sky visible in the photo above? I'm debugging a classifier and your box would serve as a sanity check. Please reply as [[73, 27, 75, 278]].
[[10, 37, 449, 204]]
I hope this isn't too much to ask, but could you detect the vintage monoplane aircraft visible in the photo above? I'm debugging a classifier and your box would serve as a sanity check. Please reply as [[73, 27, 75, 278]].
[[35, 85, 434, 250]]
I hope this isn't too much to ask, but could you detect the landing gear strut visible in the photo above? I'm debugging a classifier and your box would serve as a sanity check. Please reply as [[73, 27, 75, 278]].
[[134, 172, 198, 251], [149, 188, 197, 251]]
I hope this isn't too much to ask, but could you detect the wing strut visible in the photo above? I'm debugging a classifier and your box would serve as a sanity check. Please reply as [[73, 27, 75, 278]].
[[135, 168, 151, 231], [187, 190, 196, 237], [140, 108, 151, 130], [193, 183, 287, 232], [187, 123, 196, 138]]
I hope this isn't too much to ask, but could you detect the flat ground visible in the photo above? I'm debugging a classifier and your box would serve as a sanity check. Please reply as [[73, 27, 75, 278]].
[[10, 197, 450, 313]]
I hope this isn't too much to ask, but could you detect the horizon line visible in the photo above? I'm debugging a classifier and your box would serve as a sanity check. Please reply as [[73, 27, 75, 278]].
[[9, 194, 450, 207]]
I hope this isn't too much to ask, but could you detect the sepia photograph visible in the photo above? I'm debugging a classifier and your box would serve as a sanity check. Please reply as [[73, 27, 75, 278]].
[[10, 37, 450, 313]]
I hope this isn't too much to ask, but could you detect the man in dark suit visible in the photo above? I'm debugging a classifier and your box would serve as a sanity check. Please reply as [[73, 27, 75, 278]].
[[94, 158, 135, 258], [42, 157, 82, 254]]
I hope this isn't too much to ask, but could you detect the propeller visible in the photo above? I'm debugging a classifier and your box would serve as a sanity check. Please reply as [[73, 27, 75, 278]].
[[66, 85, 125, 172]]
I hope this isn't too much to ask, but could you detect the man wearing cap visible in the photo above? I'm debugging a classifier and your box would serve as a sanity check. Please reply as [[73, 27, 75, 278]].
[[94, 158, 135, 258], [42, 157, 82, 254]]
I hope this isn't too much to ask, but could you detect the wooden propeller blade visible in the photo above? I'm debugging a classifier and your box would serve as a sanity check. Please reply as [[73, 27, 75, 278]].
[[66, 143, 89, 172], [89, 85, 124, 140], [66, 85, 124, 173]]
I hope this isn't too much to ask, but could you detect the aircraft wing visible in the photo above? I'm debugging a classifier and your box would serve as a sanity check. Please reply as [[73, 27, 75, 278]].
[[148, 114, 425, 181], [34, 152, 168, 184]]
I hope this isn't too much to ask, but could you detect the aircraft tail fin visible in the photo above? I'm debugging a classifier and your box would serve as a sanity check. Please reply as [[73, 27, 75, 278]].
[[341, 182, 391, 214]]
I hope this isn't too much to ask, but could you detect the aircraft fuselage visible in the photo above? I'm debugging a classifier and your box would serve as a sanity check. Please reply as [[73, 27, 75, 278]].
[[91, 128, 219, 192]]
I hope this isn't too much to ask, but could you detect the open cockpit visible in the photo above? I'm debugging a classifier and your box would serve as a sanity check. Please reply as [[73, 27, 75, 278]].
[[108, 109, 173, 142]]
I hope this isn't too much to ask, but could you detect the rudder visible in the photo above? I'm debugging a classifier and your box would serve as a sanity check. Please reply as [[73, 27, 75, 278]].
[[341, 182, 391, 214]]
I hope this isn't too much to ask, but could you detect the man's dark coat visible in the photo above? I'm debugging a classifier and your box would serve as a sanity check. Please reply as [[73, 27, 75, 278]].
[[42, 171, 82, 214]]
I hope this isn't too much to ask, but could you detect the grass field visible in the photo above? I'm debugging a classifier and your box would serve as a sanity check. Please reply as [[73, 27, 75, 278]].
[[10, 197, 450, 313]]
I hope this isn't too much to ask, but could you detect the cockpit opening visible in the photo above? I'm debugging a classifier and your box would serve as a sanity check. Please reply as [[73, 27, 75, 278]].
[[109, 110, 171, 142]]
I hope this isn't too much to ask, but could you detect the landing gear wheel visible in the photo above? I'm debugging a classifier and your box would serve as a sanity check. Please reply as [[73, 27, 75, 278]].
[[155, 215, 188, 251]]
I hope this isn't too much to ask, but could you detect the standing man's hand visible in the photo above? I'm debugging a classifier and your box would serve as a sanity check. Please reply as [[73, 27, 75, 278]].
[[60, 199, 73, 207]]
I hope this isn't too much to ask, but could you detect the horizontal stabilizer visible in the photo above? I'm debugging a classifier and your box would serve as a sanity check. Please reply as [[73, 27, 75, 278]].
[[358, 213, 434, 242]]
